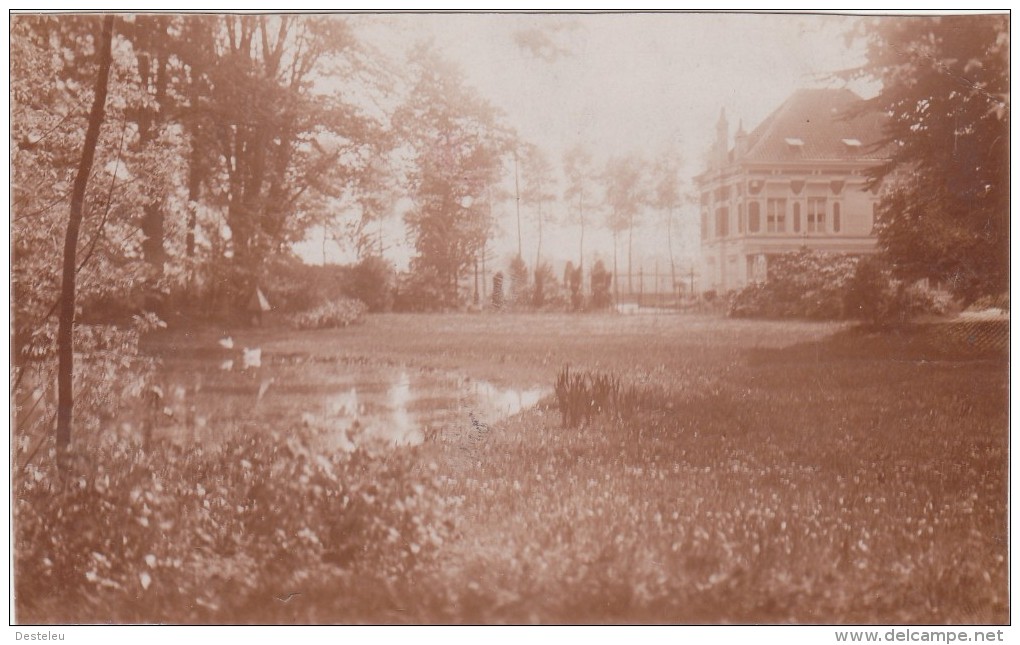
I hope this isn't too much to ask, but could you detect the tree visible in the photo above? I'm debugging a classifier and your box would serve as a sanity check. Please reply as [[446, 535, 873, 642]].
[[56, 15, 114, 451], [602, 154, 647, 301], [650, 149, 684, 301], [13, 16, 162, 337], [562, 142, 596, 283], [844, 15, 1009, 302], [394, 44, 510, 307], [519, 143, 557, 272], [192, 15, 384, 301]]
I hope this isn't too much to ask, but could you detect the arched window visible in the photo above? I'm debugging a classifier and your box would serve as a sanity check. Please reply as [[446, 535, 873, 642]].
[[832, 202, 842, 233], [792, 202, 801, 233], [715, 207, 729, 237], [748, 202, 761, 233]]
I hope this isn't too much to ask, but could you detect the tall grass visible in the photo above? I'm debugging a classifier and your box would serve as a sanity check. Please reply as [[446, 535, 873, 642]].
[[556, 366, 674, 428], [14, 314, 1009, 624]]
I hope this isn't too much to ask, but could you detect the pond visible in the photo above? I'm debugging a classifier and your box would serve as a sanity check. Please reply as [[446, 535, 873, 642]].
[[143, 339, 549, 452]]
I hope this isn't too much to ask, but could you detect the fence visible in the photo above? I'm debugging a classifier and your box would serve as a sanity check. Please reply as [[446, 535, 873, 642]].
[[462, 261, 707, 312], [611, 267, 702, 311]]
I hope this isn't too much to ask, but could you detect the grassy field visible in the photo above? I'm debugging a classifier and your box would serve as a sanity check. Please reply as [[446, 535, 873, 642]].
[[15, 313, 1009, 624]]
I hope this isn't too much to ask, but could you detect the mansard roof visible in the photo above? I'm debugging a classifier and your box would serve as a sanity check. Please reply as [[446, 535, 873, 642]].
[[739, 88, 888, 163]]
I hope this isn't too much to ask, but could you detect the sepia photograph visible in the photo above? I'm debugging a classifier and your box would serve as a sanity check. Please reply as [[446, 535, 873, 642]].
[[9, 9, 1010, 631]]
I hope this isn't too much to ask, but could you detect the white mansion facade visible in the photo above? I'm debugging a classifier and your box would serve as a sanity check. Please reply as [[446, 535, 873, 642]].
[[696, 88, 888, 292]]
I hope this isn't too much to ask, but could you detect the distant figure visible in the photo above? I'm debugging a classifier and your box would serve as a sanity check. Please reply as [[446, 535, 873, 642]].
[[247, 287, 271, 326], [491, 271, 504, 310]]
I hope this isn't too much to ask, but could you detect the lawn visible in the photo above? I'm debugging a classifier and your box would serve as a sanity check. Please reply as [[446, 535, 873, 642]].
[[14, 313, 1009, 624]]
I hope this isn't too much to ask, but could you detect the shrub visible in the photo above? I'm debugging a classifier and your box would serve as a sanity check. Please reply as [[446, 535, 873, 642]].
[[344, 256, 395, 313], [13, 313, 164, 453], [589, 260, 613, 310], [289, 298, 367, 330], [392, 266, 452, 312], [844, 257, 955, 325], [259, 255, 349, 315], [508, 256, 529, 309], [491, 271, 505, 310], [564, 262, 584, 311], [729, 250, 859, 320], [532, 262, 551, 308], [968, 292, 1009, 312], [13, 430, 454, 623], [531, 262, 568, 311]]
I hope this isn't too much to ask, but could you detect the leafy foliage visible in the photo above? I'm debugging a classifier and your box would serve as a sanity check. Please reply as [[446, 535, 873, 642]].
[[394, 44, 511, 306], [392, 267, 450, 313], [519, 144, 557, 269], [288, 298, 367, 330], [844, 15, 1009, 302], [843, 256, 953, 326], [14, 431, 453, 623], [729, 251, 860, 320], [729, 251, 951, 321], [564, 261, 584, 311], [344, 255, 396, 313], [562, 143, 596, 270], [589, 259, 613, 310], [507, 255, 530, 309]]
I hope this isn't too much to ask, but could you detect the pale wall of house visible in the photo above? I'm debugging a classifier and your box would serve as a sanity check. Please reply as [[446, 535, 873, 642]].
[[698, 170, 881, 293]]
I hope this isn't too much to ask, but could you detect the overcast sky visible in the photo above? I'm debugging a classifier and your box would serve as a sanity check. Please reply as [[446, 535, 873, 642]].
[[369, 12, 873, 164], [299, 11, 878, 271]]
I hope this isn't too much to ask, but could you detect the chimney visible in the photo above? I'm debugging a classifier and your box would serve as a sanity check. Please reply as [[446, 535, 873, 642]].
[[714, 108, 729, 168], [734, 119, 748, 158]]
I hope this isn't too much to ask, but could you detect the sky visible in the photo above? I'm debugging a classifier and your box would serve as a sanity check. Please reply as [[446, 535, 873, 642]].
[[296, 11, 879, 273]]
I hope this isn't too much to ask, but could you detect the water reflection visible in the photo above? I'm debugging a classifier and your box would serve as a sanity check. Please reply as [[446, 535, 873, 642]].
[[150, 349, 549, 452]]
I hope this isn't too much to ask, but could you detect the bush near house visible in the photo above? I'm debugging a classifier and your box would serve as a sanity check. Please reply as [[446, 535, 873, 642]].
[[729, 250, 860, 320], [730, 251, 953, 322], [843, 256, 954, 325]]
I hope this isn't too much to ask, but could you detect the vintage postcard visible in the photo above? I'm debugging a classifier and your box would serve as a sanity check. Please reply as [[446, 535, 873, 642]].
[[9, 10, 1010, 638]]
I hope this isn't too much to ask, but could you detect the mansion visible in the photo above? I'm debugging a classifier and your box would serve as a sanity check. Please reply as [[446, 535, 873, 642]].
[[696, 88, 888, 292]]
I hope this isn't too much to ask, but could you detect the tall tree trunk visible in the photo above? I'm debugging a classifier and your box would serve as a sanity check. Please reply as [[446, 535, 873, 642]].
[[185, 139, 202, 257], [667, 205, 676, 300], [137, 18, 170, 275], [56, 15, 114, 451], [514, 151, 522, 259], [535, 200, 543, 271], [578, 189, 584, 281], [612, 229, 619, 305], [628, 214, 635, 298]]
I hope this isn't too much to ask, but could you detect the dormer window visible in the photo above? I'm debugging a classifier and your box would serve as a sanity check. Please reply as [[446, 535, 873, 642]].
[[785, 137, 804, 147], [842, 138, 862, 148]]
